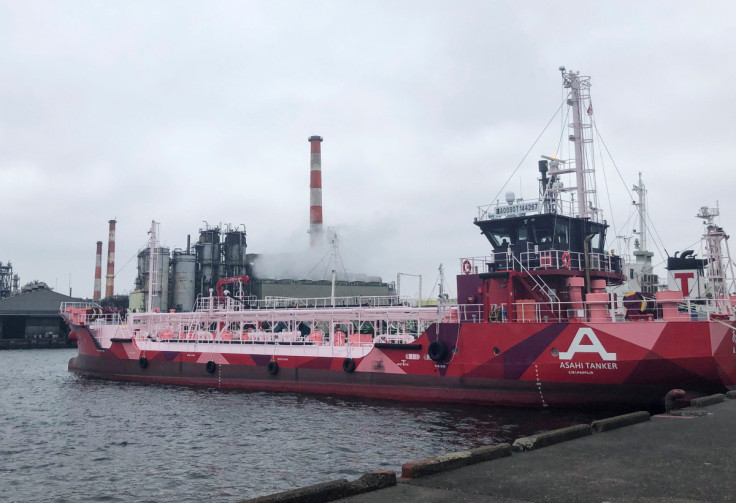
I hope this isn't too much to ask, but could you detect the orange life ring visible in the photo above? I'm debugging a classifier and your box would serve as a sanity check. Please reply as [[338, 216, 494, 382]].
[[462, 260, 472, 275], [561, 251, 571, 269]]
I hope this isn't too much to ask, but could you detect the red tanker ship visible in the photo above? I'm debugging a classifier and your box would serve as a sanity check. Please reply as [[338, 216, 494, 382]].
[[61, 68, 736, 408]]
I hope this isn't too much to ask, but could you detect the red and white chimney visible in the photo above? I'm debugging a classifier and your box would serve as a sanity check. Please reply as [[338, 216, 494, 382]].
[[93, 241, 103, 300], [105, 219, 116, 297], [309, 135, 324, 247]]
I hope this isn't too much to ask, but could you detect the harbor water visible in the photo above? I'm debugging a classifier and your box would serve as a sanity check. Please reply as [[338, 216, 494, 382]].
[[3, 349, 613, 502]]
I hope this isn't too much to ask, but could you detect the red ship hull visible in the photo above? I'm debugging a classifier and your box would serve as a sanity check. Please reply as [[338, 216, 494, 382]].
[[66, 317, 736, 409]]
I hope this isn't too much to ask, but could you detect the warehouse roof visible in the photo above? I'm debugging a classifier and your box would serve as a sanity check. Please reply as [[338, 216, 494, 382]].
[[0, 289, 84, 316]]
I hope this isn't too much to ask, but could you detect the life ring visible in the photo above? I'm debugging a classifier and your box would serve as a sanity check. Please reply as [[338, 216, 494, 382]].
[[138, 356, 148, 369], [343, 358, 356, 373], [428, 340, 448, 362], [462, 259, 472, 275], [267, 361, 279, 376], [205, 360, 216, 374], [561, 251, 571, 269]]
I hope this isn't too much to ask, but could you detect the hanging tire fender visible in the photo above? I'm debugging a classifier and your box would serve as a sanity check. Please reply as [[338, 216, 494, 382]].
[[267, 361, 279, 376], [342, 358, 356, 373], [205, 360, 216, 374], [428, 340, 448, 362], [138, 356, 148, 369]]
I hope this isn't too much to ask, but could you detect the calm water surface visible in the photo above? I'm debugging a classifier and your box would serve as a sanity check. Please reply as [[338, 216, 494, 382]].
[[2, 349, 613, 502]]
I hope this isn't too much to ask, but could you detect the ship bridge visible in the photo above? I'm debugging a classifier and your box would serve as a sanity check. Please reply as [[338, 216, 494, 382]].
[[473, 211, 622, 277]]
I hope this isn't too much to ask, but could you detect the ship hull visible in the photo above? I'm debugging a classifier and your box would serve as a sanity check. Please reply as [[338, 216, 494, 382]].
[[66, 318, 736, 409], [67, 353, 691, 408]]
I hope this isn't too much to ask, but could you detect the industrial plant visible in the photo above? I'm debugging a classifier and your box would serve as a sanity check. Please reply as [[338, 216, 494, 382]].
[[90, 135, 394, 312], [128, 223, 247, 312], [0, 261, 19, 299]]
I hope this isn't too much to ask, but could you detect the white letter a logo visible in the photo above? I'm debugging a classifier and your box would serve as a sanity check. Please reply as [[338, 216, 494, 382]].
[[558, 328, 616, 361]]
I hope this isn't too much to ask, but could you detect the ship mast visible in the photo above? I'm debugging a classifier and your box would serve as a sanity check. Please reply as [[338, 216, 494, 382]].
[[697, 205, 736, 313], [633, 173, 648, 253], [560, 67, 599, 221], [632, 173, 656, 292]]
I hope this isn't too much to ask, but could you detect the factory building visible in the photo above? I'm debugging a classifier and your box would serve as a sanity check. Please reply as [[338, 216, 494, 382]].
[[131, 223, 248, 312], [246, 252, 393, 302], [250, 278, 392, 303], [130, 226, 393, 311], [0, 285, 82, 347]]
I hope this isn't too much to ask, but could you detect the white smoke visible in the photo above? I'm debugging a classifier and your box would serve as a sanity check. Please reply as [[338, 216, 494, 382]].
[[250, 228, 385, 283]]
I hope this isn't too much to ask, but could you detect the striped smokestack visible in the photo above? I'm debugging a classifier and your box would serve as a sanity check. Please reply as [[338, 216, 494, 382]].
[[105, 219, 116, 297], [309, 135, 324, 247], [93, 241, 103, 300]]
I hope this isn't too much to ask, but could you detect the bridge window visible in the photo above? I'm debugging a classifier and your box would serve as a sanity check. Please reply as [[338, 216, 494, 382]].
[[534, 228, 552, 244], [554, 222, 569, 245], [590, 231, 603, 251], [488, 228, 512, 248]]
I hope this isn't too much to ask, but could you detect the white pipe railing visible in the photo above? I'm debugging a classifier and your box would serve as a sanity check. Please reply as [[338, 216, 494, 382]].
[[460, 249, 620, 275]]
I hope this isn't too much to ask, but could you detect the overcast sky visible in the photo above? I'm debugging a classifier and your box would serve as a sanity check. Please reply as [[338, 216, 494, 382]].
[[1, 1, 734, 299]]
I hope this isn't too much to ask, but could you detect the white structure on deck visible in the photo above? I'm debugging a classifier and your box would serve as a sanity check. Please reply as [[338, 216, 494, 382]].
[[697, 206, 736, 312]]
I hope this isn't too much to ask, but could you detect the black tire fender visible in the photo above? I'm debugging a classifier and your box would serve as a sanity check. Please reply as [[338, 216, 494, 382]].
[[138, 356, 148, 369], [428, 340, 448, 362], [343, 358, 356, 373], [267, 360, 279, 376], [205, 360, 216, 374]]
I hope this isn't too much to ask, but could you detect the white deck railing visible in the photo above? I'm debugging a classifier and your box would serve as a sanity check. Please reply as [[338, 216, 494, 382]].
[[470, 297, 734, 324], [61, 292, 735, 348], [461, 249, 620, 276]]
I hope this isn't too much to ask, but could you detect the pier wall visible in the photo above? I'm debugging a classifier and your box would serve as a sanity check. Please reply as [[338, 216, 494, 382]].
[[243, 394, 736, 503]]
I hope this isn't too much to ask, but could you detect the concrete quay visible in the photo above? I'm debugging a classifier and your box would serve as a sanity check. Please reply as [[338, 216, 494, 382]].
[[242, 392, 736, 502], [340, 393, 736, 502]]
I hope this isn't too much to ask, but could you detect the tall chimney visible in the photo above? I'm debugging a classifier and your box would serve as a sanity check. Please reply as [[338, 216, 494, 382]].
[[105, 219, 116, 297], [308, 135, 324, 247], [93, 241, 103, 300]]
